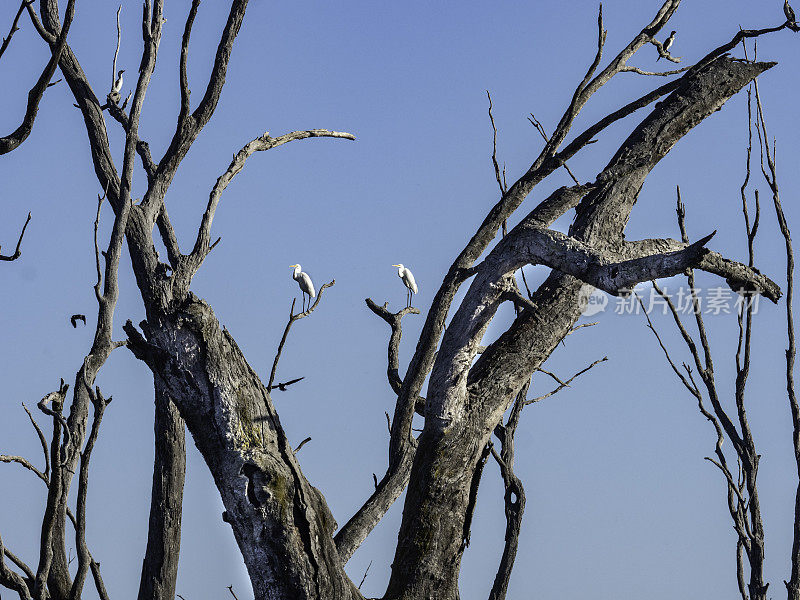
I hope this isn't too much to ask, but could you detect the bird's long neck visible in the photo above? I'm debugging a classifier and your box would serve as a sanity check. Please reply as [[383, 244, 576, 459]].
[[293, 266, 301, 279]]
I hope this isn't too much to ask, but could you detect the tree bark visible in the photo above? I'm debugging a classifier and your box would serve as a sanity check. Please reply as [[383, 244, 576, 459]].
[[137, 380, 186, 600], [125, 295, 361, 600], [384, 56, 773, 600]]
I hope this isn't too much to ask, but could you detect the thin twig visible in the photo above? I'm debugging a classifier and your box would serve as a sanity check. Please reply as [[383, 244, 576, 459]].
[[0, 1, 29, 61], [93, 189, 106, 303], [525, 357, 607, 405], [111, 6, 121, 90], [0, 212, 32, 261], [487, 91, 508, 209], [179, 130, 355, 288], [267, 281, 335, 391], [526, 112, 580, 185], [358, 560, 372, 590], [620, 65, 690, 76], [567, 321, 598, 335], [0, 454, 48, 484], [293, 437, 311, 454], [22, 402, 50, 481], [753, 73, 800, 598]]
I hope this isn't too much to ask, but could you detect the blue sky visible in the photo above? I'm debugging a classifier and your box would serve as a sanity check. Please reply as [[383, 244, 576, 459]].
[[1, 1, 799, 598]]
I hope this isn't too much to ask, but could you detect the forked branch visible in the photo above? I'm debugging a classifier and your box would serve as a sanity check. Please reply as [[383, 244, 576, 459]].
[[267, 280, 336, 392], [180, 129, 355, 289], [0, 0, 74, 155], [365, 299, 420, 394]]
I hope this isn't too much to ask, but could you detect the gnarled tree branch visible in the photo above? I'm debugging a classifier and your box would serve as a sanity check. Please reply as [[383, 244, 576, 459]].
[[0, 0, 74, 155]]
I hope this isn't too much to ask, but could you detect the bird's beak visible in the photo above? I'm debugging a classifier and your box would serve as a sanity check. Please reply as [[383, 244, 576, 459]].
[[392, 264, 400, 267], [289, 264, 298, 268]]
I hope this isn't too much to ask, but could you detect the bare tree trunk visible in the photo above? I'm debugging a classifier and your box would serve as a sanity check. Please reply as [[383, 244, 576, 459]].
[[137, 380, 186, 600], [384, 56, 772, 600], [125, 297, 362, 600], [7, 1, 790, 598], [790, 486, 800, 600]]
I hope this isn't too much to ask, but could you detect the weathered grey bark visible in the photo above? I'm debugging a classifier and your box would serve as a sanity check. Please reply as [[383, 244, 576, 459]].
[[27, 2, 157, 597], [8, 1, 792, 598], [642, 105, 775, 597], [124, 297, 362, 600], [333, 3, 793, 564], [384, 57, 773, 600], [488, 383, 528, 600], [137, 380, 186, 600], [0, 0, 73, 155], [750, 79, 797, 600], [26, 1, 363, 596]]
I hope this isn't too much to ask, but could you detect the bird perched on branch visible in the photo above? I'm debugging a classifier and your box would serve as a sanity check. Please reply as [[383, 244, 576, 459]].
[[112, 69, 125, 94], [786, 0, 798, 28], [392, 264, 418, 308], [108, 69, 124, 104], [290, 264, 315, 311], [657, 30, 676, 61]]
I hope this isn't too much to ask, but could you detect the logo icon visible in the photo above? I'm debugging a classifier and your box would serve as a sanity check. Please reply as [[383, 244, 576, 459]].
[[579, 288, 608, 316]]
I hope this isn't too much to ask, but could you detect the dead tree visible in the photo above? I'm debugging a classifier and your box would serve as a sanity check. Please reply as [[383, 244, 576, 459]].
[[641, 35, 800, 600], [0, 0, 73, 155], [2, 1, 798, 599], [0, 0, 72, 261]]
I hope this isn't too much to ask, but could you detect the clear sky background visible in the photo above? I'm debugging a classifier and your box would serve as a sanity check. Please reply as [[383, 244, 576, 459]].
[[1, 1, 799, 598]]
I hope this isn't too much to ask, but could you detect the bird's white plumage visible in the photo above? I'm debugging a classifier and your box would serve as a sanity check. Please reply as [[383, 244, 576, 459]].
[[657, 31, 676, 61], [663, 31, 676, 51], [393, 264, 418, 293], [290, 264, 315, 298], [112, 70, 125, 93]]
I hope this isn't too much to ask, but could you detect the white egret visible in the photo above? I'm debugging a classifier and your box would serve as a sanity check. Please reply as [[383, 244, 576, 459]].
[[289, 264, 315, 311], [112, 69, 125, 94], [392, 264, 418, 308], [657, 31, 676, 61]]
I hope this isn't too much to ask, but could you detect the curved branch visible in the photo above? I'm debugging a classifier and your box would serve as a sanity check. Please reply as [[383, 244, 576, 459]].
[[0, 0, 74, 155], [106, 104, 158, 183], [0, 212, 32, 262], [178, 129, 355, 291], [0, 454, 48, 484], [267, 280, 335, 392], [69, 390, 110, 600], [22, 403, 49, 481], [525, 357, 608, 405], [343, 5, 687, 568], [556, 21, 795, 169], [178, 0, 201, 125], [622, 238, 781, 302], [0, 1, 28, 61], [0, 531, 32, 600], [365, 299, 420, 394], [146, 0, 251, 217]]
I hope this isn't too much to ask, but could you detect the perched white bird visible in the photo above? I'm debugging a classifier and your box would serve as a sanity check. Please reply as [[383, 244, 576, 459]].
[[112, 69, 125, 94], [289, 264, 315, 311], [657, 30, 676, 61], [786, 0, 797, 25], [392, 264, 418, 308]]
